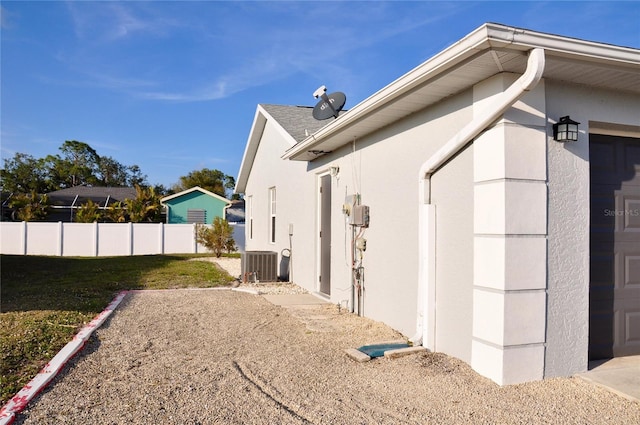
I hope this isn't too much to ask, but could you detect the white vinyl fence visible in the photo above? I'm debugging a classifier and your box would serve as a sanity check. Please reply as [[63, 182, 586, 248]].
[[0, 222, 245, 257]]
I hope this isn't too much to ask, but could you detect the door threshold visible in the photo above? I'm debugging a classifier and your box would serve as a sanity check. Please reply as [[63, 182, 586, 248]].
[[312, 291, 330, 301]]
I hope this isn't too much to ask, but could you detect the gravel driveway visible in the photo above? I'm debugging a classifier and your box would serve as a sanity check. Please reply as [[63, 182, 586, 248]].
[[15, 288, 640, 424]]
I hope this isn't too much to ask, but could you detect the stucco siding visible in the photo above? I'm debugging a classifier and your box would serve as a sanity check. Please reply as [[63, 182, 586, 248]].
[[303, 91, 474, 337], [545, 81, 640, 377], [243, 120, 316, 288], [431, 144, 475, 363]]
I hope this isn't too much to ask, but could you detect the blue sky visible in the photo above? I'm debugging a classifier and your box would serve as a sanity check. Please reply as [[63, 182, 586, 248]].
[[2, 1, 639, 189]]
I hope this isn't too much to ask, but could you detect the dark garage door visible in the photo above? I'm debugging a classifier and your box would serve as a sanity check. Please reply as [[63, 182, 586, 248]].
[[590, 134, 640, 360]]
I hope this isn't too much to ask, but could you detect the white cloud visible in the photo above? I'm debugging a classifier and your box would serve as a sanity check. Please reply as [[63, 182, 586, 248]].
[[66, 1, 179, 42], [61, 2, 465, 103]]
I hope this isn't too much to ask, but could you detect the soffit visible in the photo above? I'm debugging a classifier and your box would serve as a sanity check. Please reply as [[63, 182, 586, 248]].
[[287, 44, 639, 162]]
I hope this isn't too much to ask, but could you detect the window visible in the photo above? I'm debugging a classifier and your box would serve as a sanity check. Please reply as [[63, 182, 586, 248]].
[[269, 187, 276, 243], [186, 209, 206, 224], [247, 195, 253, 240]]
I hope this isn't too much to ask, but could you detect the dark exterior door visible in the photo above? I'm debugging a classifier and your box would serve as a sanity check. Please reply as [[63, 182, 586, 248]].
[[590, 134, 640, 359], [319, 175, 332, 296]]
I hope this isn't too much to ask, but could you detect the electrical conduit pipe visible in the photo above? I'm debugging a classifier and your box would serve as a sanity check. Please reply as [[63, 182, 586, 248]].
[[410, 47, 546, 348]]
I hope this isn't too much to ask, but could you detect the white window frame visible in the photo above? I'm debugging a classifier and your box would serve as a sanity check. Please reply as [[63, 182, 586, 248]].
[[269, 187, 276, 244], [247, 195, 253, 240]]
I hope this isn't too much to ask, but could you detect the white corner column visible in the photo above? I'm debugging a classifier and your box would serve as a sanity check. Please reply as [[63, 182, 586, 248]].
[[471, 76, 548, 385]]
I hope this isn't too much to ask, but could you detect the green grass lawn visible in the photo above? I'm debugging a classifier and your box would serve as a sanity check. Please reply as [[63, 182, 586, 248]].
[[0, 254, 238, 406]]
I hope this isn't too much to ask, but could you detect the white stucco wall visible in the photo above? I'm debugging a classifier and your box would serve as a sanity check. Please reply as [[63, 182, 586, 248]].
[[242, 66, 640, 385], [307, 92, 474, 337], [471, 73, 549, 385], [430, 144, 475, 363], [242, 120, 317, 289], [243, 92, 473, 337], [544, 81, 640, 377]]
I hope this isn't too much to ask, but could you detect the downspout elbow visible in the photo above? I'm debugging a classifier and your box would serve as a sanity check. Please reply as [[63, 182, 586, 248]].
[[414, 48, 545, 349], [419, 48, 545, 178]]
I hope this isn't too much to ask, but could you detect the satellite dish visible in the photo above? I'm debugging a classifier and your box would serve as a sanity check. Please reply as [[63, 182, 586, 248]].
[[312, 86, 346, 120]]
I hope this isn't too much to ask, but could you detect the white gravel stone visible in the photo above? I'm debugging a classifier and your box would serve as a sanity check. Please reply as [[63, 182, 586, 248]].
[[13, 289, 640, 425], [198, 256, 308, 295]]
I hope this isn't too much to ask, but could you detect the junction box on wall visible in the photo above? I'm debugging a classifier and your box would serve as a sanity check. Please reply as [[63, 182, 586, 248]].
[[351, 204, 370, 228], [343, 193, 370, 228], [343, 193, 369, 316]]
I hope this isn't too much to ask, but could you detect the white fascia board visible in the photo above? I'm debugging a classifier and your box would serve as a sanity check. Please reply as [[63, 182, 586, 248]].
[[235, 107, 268, 194], [282, 24, 495, 160], [235, 105, 299, 194], [491, 24, 640, 66], [283, 22, 640, 161]]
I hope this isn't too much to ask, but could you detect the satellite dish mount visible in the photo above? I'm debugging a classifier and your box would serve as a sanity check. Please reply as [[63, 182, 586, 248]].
[[312, 85, 346, 120]]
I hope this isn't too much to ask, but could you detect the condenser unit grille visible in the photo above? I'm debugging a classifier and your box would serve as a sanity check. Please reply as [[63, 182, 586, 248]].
[[241, 251, 278, 282]]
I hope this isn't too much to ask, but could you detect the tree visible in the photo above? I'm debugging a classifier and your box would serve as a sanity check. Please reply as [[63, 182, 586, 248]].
[[58, 140, 101, 187], [152, 184, 169, 196], [1, 141, 152, 194], [0, 153, 50, 194], [173, 168, 236, 199], [96, 156, 129, 187], [8, 191, 49, 221], [126, 165, 148, 187], [75, 199, 102, 223], [125, 185, 162, 222], [196, 217, 235, 258]]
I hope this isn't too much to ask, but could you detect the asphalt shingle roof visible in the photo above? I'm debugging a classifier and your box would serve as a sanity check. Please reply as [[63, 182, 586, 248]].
[[260, 104, 344, 143]]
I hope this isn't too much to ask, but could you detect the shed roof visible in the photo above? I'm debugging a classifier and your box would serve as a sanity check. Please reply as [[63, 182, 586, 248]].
[[160, 186, 231, 205]]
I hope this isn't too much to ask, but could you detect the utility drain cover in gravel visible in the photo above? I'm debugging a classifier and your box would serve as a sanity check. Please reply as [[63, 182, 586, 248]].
[[357, 343, 410, 358]]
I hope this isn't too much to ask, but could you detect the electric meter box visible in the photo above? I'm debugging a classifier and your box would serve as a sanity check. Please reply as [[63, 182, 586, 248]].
[[351, 205, 370, 227]]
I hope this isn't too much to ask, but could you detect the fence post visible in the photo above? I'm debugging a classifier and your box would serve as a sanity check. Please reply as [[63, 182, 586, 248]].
[[193, 223, 197, 254], [128, 222, 134, 256], [21, 221, 27, 255], [93, 222, 99, 257], [159, 223, 164, 255], [57, 221, 63, 256]]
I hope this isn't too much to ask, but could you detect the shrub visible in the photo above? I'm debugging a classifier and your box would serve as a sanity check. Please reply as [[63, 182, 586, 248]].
[[8, 191, 49, 221], [196, 217, 235, 258], [75, 199, 102, 222]]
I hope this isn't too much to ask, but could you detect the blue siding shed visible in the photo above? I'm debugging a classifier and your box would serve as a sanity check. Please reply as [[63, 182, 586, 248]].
[[161, 186, 231, 224]]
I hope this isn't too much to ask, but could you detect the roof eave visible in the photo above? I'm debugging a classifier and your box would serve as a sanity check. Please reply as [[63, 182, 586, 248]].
[[235, 105, 300, 194], [282, 23, 494, 161], [235, 106, 268, 194], [283, 23, 640, 161]]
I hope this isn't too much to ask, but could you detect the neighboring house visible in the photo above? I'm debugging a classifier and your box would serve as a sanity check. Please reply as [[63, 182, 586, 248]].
[[236, 23, 640, 385], [225, 199, 246, 253], [46, 186, 138, 222], [225, 199, 246, 224], [161, 186, 231, 224]]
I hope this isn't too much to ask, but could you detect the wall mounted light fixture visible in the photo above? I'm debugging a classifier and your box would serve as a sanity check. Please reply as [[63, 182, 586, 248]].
[[330, 166, 340, 177], [553, 116, 580, 142]]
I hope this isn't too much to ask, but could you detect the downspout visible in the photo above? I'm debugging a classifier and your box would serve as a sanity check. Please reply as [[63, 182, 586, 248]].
[[411, 47, 545, 348]]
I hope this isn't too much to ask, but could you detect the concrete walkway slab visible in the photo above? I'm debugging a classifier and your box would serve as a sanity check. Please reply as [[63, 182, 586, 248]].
[[262, 293, 329, 306], [576, 355, 640, 402]]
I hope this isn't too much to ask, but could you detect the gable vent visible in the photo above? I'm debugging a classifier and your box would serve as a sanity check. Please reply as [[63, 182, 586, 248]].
[[187, 209, 206, 224]]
